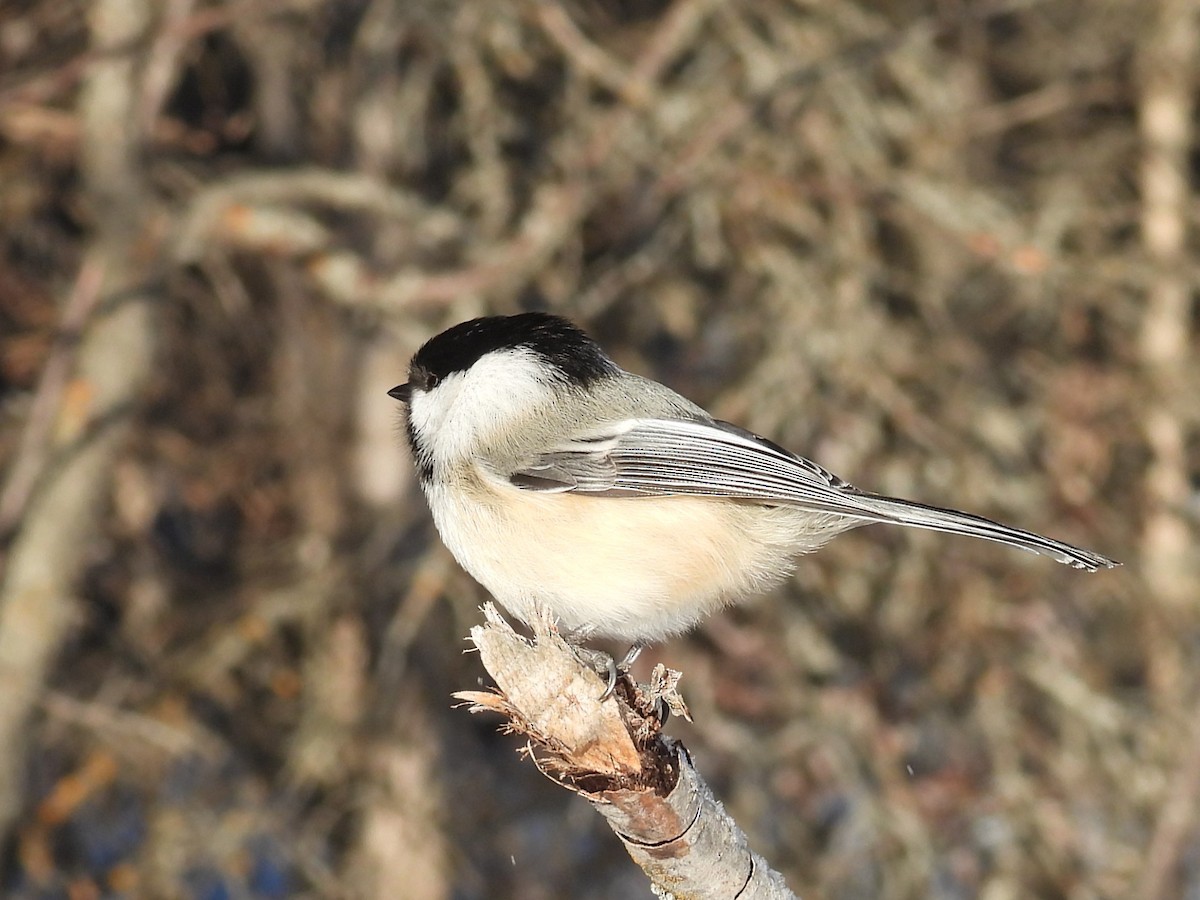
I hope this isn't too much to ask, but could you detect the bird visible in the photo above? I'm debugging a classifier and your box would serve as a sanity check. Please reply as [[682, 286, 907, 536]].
[[389, 312, 1118, 657]]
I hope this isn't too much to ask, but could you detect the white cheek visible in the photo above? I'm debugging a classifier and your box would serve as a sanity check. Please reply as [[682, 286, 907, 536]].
[[408, 376, 460, 451], [410, 349, 558, 466]]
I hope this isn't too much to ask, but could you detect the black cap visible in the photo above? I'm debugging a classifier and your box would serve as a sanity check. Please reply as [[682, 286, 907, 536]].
[[407, 312, 617, 389]]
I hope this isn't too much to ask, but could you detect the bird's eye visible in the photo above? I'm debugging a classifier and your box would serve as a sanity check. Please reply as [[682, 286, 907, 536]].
[[425, 373, 440, 390]]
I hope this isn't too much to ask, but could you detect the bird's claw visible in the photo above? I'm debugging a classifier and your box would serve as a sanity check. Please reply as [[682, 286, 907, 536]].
[[572, 643, 647, 701]]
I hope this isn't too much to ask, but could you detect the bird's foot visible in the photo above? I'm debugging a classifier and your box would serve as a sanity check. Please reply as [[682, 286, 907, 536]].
[[568, 642, 647, 701]]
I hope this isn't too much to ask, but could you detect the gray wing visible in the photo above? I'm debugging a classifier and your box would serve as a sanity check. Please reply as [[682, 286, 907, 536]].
[[510, 417, 867, 511], [508, 417, 1119, 572]]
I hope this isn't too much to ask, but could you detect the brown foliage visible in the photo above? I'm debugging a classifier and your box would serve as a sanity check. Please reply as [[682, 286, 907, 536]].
[[0, 1, 1193, 897]]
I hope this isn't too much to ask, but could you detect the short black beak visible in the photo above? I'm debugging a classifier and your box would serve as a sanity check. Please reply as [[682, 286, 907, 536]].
[[388, 383, 412, 403]]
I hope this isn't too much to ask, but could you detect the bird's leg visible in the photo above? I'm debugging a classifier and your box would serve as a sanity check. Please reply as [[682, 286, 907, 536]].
[[561, 641, 648, 700], [618, 643, 645, 670], [557, 625, 617, 698], [597, 642, 647, 701], [567, 645, 617, 695]]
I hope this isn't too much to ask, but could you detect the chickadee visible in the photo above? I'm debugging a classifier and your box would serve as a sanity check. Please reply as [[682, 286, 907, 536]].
[[390, 313, 1117, 648]]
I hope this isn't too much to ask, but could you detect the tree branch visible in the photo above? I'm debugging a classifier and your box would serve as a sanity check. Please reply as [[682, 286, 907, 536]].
[[455, 604, 797, 899]]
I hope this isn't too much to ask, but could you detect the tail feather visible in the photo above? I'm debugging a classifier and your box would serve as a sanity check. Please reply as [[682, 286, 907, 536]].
[[845, 493, 1119, 572]]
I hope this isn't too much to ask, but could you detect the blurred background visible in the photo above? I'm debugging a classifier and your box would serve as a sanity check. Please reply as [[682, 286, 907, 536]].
[[0, 0, 1195, 897]]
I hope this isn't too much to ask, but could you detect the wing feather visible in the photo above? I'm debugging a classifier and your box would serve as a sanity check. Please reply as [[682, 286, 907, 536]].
[[507, 417, 1119, 572], [512, 418, 875, 515]]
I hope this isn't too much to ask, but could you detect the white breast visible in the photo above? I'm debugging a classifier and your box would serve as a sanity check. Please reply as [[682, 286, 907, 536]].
[[423, 469, 806, 642]]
